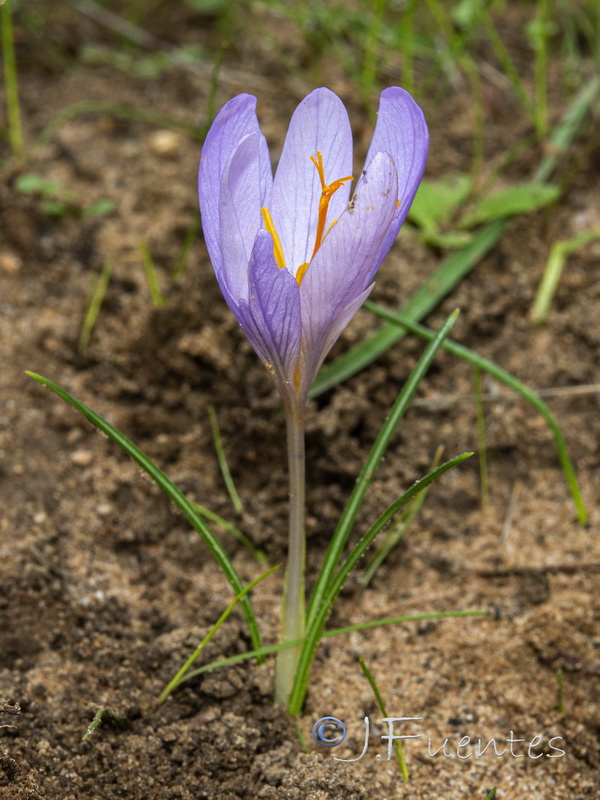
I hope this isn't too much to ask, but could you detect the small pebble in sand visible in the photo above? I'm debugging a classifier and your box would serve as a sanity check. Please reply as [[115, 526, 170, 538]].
[[148, 129, 184, 157]]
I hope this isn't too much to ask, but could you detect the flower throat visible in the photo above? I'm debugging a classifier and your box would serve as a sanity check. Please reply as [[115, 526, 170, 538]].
[[261, 151, 353, 286]]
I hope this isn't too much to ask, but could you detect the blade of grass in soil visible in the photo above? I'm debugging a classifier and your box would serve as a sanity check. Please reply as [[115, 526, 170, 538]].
[[363, 301, 588, 525], [25, 372, 264, 658]]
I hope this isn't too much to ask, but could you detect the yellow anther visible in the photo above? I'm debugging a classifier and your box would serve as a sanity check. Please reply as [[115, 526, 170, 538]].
[[261, 207, 287, 271], [295, 261, 310, 286]]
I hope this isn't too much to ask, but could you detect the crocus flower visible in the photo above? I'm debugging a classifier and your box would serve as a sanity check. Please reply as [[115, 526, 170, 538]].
[[198, 87, 428, 406]]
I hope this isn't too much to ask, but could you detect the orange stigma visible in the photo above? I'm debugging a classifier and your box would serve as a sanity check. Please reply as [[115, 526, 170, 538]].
[[308, 151, 353, 262], [261, 153, 353, 286], [295, 152, 353, 286]]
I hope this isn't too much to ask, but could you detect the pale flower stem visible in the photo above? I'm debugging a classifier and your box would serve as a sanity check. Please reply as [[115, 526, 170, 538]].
[[275, 400, 306, 705]]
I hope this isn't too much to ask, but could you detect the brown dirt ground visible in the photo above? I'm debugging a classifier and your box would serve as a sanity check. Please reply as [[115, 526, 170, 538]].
[[1, 3, 599, 799]]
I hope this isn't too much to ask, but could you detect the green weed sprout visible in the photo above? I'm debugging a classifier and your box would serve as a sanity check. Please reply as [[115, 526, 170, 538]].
[[1, 0, 25, 166]]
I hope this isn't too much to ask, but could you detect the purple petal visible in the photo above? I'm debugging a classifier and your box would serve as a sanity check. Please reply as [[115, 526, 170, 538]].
[[270, 88, 353, 276], [363, 87, 428, 282], [219, 132, 266, 301], [299, 151, 398, 383], [237, 230, 302, 391], [299, 284, 374, 396], [199, 94, 272, 275]]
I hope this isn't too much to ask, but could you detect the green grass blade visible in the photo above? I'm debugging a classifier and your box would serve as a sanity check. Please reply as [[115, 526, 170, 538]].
[[194, 502, 267, 566], [556, 667, 565, 715], [423, 0, 485, 179], [79, 259, 114, 356], [531, 0, 550, 139], [171, 220, 199, 286], [82, 707, 124, 742], [473, 366, 489, 514], [324, 608, 486, 638], [360, 0, 386, 96], [290, 450, 473, 715], [138, 240, 166, 307], [310, 222, 504, 397], [533, 74, 600, 184], [479, 10, 534, 120], [330, 454, 473, 616], [306, 310, 460, 637], [484, 790, 497, 800], [25, 372, 264, 657], [363, 302, 588, 524], [294, 721, 309, 753], [203, 43, 226, 137], [530, 230, 600, 324], [154, 564, 279, 708], [399, 0, 416, 94], [181, 609, 488, 683], [1, 0, 25, 165], [359, 658, 409, 780], [208, 405, 244, 514], [361, 445, 443, 591]]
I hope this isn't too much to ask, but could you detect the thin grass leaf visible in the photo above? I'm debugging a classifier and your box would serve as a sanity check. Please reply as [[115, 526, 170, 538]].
[[530, 230, 600, 323], [361, 445, 443, 591], [311, 224, 502, 397], [310, 75, 600, 397], [398, 0, 416, 94], [484, 790, 497, 800], [529, 0, 551, 139], [294, 722, 310, 753], [182, 609, 488, 683], [534, 74, 600, 184], [556, 667, 565, 715], [1, 0, 25, 165], [306, 310, 459, 643], [423, 0, 485, 178], [73, 0, 255, 91], [138, 240, 166, 307], [25, 372, 264, 658], [154, 564, 279, 708], [82, 706, 124, 742], [473, 366, 489, 514], [79, 259, 114, 356], [360, 0, 386, 96], [363, 301, 588, 524], [359, 659, 409, 780], [202, 41, 227, 138], [171, 219, 200, 286], [325, 607, 486, 638], [360, 505, 414, 592], [289, 450, 473, 715], [208, 406, 244, 514], [479, 9, 534, 120], [194, 502, 267, 566]]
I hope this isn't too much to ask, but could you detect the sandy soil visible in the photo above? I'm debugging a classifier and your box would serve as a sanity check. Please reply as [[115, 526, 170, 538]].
[[1, 2, 599, 798]]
